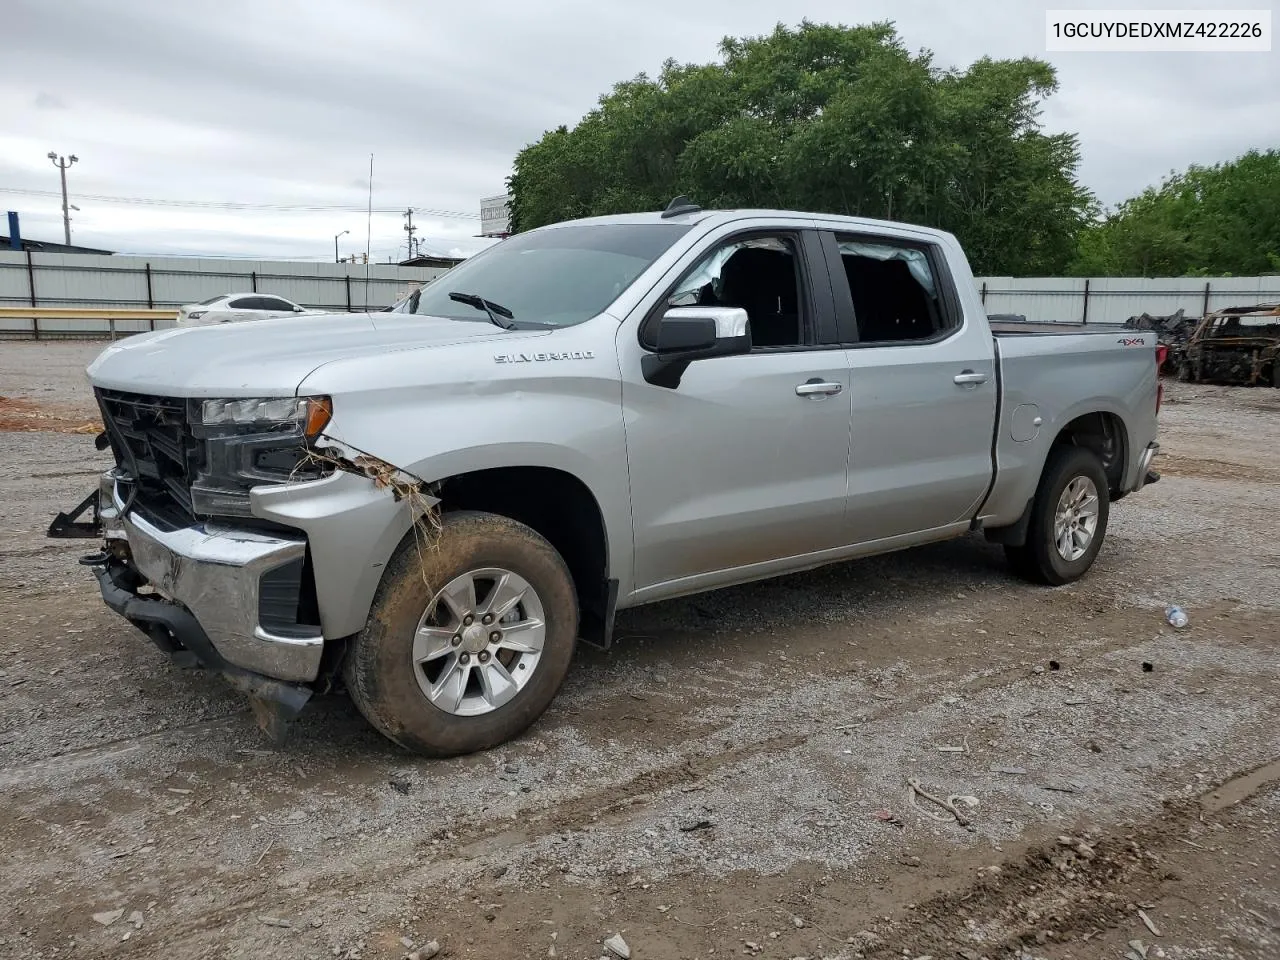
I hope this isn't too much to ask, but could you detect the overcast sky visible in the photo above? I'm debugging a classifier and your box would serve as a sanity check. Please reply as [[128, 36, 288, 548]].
[[3, 0, 1276, 261]]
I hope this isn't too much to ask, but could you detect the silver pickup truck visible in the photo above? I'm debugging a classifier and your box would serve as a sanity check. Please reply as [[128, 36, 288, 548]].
[[60, 199, 1164, 755]]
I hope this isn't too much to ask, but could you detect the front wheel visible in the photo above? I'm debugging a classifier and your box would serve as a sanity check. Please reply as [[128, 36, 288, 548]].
[[344, 511, 579, 757], [1005, 445, 1111, 586]]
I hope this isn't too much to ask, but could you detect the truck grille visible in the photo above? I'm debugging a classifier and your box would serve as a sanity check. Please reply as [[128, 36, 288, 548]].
[[96, 388, 203, 528]]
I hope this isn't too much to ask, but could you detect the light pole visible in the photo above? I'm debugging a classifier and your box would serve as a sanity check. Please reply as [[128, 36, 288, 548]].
[[47, 151, 79, 245], [334, 229, 349, 263]]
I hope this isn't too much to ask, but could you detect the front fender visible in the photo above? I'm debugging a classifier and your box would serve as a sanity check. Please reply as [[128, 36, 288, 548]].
[[297, 335, 633, 596]]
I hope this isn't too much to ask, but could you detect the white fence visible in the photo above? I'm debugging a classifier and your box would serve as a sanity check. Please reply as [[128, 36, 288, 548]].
[[0, 251, 450, 337], [976, 276, 1280, 326], [3, 248, 1279, 338]]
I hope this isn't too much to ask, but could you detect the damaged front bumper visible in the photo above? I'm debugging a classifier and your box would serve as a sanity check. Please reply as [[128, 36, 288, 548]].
[[66, 465, 431, 739]]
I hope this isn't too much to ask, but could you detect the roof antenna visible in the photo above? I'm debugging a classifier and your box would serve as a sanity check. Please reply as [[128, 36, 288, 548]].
[[661, 196, 701, 218]]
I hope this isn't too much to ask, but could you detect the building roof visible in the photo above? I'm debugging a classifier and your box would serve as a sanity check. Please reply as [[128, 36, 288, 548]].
[[399, 253, 465, 269], [1, 235, 114, 255]]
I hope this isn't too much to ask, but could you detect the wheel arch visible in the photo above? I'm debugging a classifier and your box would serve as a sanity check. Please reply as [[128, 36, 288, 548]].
[[434, 465, 614, 646], [1052, 410, 1129, 496]]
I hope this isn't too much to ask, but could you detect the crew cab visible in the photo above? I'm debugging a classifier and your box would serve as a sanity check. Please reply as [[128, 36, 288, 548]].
[[62, 199, 1163, 756]]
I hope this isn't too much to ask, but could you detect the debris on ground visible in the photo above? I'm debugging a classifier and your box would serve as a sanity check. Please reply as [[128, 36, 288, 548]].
[[92, 908, 124, 927], [128, 910, 144, 929], [907, 778, 978, 829], [1138, 908, 1162, 936], [389, 778, 412, 795], [405, 940, 440, 960], [872, 809, 904, 828], [1165, 605, 1189, 629], [1124, 308, 1196, 373], [678, 818, 713, 832], [603, 932, 631, 958]]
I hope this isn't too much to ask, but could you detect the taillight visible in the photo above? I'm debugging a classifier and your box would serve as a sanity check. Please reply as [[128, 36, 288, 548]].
[[1155, 344, 1167, 414]]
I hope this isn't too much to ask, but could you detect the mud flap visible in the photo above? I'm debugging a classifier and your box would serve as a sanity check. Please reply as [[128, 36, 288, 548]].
[[578, 578, 619, 651]]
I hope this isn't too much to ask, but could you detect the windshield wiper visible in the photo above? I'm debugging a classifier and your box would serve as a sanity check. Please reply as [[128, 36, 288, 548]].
[[448, 292, 516, 329]]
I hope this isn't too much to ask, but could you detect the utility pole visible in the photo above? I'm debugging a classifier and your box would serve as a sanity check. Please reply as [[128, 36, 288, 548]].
[[334, 229, 349, 263], [402, 207, 417, 261], [47, 151, 78, 245]]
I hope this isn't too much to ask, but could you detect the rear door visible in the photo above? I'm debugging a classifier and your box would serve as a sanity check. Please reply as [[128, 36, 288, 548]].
[[255, 296, 304, 318], [619, 227, 854, 595], [820, 230, 997, 543], [221, 296, 264, 323]]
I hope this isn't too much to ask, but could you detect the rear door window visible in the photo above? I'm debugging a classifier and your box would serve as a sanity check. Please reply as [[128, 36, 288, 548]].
[[829, 234, 957, 344]]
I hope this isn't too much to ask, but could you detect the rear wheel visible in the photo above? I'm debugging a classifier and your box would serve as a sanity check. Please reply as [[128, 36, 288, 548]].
[[345, 511, 578, 756], [1005, 445, 1110, 586]]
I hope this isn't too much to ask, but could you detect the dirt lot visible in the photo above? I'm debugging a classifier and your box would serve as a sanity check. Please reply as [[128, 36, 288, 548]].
[[2, 342, 1278, 960]]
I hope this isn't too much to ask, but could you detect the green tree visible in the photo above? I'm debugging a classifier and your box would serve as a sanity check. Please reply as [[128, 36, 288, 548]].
[[1072, 150, 1280, 276], [508, 21, 1093, 275]]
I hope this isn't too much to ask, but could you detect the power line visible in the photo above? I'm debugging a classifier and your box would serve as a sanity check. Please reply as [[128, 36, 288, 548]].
[[0, 186, 481, 219]]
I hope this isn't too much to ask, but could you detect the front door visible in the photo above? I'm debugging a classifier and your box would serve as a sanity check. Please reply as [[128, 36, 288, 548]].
[[619, 229, 854, 594]]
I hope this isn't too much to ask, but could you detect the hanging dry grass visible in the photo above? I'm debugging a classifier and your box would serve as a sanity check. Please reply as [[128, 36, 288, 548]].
[[291, 437, 442, 586]]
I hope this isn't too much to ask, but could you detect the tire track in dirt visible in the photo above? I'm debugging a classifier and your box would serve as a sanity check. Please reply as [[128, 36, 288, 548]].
[[853, 758, 1280, 959]]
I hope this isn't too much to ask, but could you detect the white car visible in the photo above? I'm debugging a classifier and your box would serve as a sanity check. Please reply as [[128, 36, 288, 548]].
[[176, 293, 310, 327]]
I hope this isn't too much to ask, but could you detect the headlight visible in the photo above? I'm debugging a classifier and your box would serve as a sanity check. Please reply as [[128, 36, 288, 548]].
[[201, 396, 332, 438]]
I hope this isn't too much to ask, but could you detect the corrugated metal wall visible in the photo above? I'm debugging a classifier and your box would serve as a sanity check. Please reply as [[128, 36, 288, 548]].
[[977, 276, 1280, 325], [0, 251, 450, 335], [3, 249, 1278, 337]]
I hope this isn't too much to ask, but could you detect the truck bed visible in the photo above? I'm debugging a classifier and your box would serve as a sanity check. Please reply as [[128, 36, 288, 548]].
[[989, 320, 1124, 336]]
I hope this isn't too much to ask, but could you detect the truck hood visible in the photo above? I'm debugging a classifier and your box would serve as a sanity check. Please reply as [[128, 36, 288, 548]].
[[86, 311, 532, 397]]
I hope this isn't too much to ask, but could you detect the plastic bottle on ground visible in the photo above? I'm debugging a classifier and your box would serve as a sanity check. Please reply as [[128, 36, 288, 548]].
[[1165, 605, 1189, 629]]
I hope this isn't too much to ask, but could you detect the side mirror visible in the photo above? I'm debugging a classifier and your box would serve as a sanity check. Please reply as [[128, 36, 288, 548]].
[[643, 306, 751, 388]]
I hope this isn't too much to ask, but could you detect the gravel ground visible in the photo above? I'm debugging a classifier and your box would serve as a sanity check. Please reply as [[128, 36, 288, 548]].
[[1, 342, 1278, 960]]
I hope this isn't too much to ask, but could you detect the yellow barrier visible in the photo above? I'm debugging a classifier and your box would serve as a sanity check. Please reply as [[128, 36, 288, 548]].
[[0, 306, 178, 340], [0, 307, 178, 320]]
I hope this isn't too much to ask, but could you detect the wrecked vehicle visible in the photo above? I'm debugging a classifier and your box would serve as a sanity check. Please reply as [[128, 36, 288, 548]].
[[1124, 309, 1197, 374], [55, 199, 1164, 756], [1177, 302, 1280, 386]]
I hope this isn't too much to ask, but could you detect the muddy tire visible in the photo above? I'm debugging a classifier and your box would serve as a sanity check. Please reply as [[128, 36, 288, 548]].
[[344, 511, 578, 757], [1004, 445, 1110, 587]]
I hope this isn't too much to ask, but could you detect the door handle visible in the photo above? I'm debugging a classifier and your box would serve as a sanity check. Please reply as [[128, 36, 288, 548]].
[[795, 380, 843, 397], [953, 370, 989, 386]]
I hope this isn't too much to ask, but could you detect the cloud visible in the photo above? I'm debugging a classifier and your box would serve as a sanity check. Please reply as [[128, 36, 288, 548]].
[[3, 0, 1276, 257], [33, 92, 67, 110]]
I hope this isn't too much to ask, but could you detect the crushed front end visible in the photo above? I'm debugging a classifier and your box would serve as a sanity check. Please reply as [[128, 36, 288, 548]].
[[53, 386, 435, 742]]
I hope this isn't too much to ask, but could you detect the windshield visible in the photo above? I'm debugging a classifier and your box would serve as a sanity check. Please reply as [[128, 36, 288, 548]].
[[396, 223, 691, 328]]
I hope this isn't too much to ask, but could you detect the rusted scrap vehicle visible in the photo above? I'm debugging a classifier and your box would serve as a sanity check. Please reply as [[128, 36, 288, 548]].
[[1124, 309, 1196, 374], [1178, 303, 1280, 386]]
